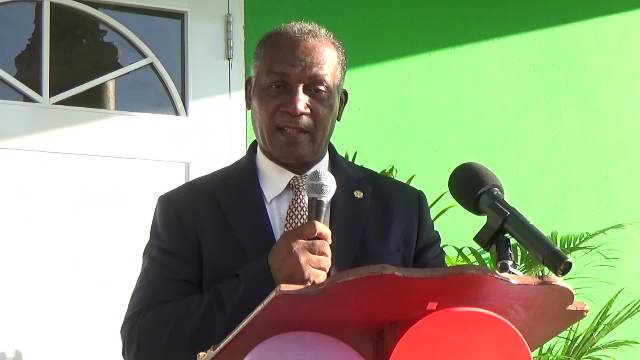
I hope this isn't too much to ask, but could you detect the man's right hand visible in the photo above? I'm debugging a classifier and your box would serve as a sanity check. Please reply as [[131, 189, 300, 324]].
[[268, 221, 332, 286]]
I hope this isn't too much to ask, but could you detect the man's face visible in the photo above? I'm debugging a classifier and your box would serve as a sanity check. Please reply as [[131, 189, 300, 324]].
[[246, 37, 348, 174]]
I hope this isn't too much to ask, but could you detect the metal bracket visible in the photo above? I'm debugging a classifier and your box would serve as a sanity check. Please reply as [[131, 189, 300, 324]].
[[225, 13, 233, 61], [473, 201, 510, 251]]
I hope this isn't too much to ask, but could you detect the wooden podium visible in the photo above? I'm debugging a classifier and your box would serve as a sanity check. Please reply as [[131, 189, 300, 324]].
[[198, 265, 588, 359]]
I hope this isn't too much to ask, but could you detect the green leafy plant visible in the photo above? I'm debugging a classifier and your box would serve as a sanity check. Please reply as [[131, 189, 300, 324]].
[[535, 290, 640, 360]]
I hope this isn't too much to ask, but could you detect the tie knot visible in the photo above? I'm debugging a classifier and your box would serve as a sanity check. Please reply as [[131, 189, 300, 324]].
[[288, 174, 307, 191]]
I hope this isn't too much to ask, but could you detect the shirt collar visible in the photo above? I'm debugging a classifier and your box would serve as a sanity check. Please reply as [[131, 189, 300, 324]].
[[256, 146, 330, 203]]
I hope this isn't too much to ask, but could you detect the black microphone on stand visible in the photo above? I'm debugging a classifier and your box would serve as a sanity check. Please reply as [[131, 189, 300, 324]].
[[448, 162, 572, 276]]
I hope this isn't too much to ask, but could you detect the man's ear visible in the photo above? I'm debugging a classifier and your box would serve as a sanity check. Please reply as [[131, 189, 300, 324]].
[[245, 77, 253, 110], [337, 88, 348, 121]]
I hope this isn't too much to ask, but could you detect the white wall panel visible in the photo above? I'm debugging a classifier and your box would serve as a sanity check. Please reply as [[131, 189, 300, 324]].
[[0, 148, 186, 360]]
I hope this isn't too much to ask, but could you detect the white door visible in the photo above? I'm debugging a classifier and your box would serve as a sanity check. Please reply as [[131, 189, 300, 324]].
[[0, 0, 245, 359]]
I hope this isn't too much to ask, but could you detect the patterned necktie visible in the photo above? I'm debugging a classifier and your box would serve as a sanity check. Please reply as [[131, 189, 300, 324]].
[[284, 174, 308, 232]]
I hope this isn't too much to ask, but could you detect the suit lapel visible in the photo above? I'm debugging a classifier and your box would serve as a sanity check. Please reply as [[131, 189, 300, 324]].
[[329, 145, 371, 272], [217, 143, 275, 260], [215, 143, 370, 268]]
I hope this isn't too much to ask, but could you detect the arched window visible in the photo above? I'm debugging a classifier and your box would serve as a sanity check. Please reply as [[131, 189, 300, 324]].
[[0, 0, 186, 115]]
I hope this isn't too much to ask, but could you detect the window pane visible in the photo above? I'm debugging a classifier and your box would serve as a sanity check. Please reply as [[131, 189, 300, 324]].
[[0, 78, 34, 102], [58, 64, 175, 115], [50, 3, 145, 96], [115, 65, 175, 114], [82, 1, 185, 106], [0, 0, 41, 95]]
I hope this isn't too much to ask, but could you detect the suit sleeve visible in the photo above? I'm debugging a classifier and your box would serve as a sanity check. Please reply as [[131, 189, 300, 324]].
[[121, 194, 276, 360], [413, 190, 446, 267]]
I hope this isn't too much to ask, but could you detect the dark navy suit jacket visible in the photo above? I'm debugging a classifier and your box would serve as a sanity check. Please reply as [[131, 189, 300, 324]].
[[121, 143, 444, 359]]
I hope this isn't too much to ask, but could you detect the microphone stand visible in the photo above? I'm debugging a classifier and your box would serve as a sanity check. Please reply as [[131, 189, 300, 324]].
[[474, 201, 521, 275], [494, 233, 522, 275]]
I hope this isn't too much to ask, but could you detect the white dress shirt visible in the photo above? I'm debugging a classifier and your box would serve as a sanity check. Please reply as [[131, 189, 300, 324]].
[[256, 146, 331, 240]]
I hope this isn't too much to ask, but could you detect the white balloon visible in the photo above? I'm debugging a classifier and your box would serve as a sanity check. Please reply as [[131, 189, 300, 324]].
[[245, 331, 365, 360]]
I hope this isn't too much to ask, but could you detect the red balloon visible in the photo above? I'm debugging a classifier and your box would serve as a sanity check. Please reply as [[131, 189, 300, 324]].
[[391, 307, 532, 360]]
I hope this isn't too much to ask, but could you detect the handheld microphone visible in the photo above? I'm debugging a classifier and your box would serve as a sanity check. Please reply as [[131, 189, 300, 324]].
[[306, 169, 337, 224], [448, 162, 572, 276]]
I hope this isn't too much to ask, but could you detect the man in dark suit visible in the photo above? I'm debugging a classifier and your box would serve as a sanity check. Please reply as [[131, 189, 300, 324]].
[[121, 21, 444, 360]]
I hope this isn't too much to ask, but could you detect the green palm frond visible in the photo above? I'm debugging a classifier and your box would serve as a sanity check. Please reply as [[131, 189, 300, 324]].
[[428, 191, 457, 223], [534, 290, 640, 359], [378, 164, 419, 187], [429, 191, 449, 209], [379, 165, 397, 179], [343, 150, 358, 164], [432, 204, 456, 223], [568, 291, 640, 358], [442, 244, 493, 269], [405, 174, 416, 185]]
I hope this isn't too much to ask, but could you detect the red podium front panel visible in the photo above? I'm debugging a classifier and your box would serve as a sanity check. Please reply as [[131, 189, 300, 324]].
[[200, 265, 587, 360]]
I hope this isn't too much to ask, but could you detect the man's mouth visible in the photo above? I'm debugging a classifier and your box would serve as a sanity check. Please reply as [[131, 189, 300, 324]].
[[278, 126, 309, 136]]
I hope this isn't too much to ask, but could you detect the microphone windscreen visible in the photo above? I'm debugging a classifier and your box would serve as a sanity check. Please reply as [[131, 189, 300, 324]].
[[306, 169, 337, 201], [448, 162, 504, 215]]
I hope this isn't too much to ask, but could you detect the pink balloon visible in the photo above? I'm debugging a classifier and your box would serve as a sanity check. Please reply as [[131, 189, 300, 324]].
[[244, 331, 364, 360]]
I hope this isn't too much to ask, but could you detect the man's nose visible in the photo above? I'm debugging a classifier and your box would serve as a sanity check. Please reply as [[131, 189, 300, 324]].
[[284, 86, 310, 116]]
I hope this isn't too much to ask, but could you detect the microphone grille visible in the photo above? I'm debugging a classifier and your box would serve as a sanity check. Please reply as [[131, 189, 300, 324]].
[[448, 162, 504, 215], [306, 169, 337, 201]]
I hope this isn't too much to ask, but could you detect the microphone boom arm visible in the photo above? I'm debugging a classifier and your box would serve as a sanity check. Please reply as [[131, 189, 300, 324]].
[[476, 188, 572, 276]]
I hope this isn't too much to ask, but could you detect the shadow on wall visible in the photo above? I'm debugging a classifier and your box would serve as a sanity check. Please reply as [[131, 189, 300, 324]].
[[245, 0, 640, 69]]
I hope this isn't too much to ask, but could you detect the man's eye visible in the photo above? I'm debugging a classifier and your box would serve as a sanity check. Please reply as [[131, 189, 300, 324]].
[[269, 81, 286, 89], [310, 86, 328, 95]]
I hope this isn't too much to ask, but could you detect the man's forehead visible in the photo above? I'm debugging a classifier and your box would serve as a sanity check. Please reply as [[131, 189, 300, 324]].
[[262, 68, 332, 82], [259, 37, 339, 72], [257, 38, 340, 79], [262, 35, 336, 54]]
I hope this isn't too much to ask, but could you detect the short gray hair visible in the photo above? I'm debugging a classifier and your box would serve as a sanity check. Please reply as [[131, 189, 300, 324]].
[[252, 21, 347, 85]]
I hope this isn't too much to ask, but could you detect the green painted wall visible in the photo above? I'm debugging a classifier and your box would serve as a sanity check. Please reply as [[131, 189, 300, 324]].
[[245, 1, 640, 357]]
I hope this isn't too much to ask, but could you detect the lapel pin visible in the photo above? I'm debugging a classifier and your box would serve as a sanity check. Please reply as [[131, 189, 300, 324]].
[[353, 190, 364, 199]]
